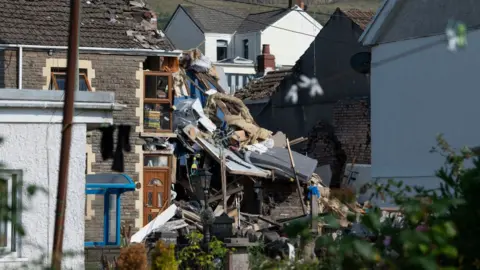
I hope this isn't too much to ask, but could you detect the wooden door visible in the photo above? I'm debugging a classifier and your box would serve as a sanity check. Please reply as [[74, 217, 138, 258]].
[[143, 169, 170, 225]]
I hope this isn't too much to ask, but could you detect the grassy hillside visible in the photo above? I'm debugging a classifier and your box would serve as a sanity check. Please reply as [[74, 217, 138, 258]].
[[147, 0, 381, 29]]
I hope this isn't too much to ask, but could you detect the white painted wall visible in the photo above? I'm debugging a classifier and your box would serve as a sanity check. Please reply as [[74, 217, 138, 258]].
[[261, 8, 321, 66], [164, 8, 205, 51], [370, 29, 480, 204], [0, 124, 86, 269], [233, 32, 261, 61], [204, 33, 234, 62]]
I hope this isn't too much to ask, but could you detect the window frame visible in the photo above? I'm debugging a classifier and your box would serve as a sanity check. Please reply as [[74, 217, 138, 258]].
[[243, 39, 249, 59], [216, 39, 228, 61], [50, 71, 92, 92], [0, 170, 21, 260], [143, 71, 174, 133], [143, 154, 171, 168]]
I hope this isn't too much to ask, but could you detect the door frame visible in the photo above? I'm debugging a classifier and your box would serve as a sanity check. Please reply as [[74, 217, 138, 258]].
[[143, 154, 172, 225]]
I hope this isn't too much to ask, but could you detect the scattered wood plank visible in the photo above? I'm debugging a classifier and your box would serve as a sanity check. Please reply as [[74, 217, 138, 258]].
[[208, 186, 243, 203]]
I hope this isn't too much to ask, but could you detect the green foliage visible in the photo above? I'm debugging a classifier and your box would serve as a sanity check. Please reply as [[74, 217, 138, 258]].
[[251, 134, 480, 269], [151, 240, 179, 270], [178, 231, 230, 270]]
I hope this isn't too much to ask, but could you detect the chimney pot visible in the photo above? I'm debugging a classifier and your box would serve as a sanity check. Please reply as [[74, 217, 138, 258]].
[[296, 0, 304, 10], [257, 44, 275, 75], [262, 44, 271, 55]]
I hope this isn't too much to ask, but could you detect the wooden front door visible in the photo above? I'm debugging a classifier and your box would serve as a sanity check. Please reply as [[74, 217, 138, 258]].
[[143, 169, 170, 225]]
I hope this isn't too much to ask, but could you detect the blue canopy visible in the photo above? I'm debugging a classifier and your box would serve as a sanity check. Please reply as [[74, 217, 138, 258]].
[[85, 174, 136, 247]]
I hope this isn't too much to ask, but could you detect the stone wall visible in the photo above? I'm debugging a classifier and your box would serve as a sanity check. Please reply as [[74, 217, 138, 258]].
[[0, 49, 146, 241], [85, 247, 121, 270]]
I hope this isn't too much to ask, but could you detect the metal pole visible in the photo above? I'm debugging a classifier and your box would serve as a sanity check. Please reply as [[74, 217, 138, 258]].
[[51, 0, 80, 269]]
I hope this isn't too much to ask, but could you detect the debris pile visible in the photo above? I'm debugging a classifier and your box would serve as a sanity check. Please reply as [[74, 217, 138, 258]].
[[133, 50, 373, 258]]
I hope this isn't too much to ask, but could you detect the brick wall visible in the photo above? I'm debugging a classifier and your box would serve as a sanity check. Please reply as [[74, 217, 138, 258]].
[[333, 98, 371, 165], [0, 49, 146, 242], [263, 181, 305, 221], [304, 97, 371, 187]]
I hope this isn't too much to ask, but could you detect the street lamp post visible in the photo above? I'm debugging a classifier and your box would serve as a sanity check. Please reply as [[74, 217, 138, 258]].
[[196, 169, 215, 251]]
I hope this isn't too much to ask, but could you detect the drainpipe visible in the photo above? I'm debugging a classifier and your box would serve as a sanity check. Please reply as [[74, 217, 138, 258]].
[[18, 46, 23, 89]]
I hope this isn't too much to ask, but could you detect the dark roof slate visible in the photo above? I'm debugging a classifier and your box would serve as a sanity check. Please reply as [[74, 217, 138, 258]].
[[342, 9, 376, 30], [180, 4, 249, 34], [180, 4, 291, 34], [0, 0, 174, 50], [235, 70, 292, 100], [236, 8, 291, 33], [376, 0, 480, 43]]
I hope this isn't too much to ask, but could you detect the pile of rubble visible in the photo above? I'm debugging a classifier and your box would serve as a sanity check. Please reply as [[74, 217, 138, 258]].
[[133, 50, 371, 259]]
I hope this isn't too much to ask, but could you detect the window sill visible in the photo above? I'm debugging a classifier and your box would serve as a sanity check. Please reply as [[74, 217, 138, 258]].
[[0, 256, 29, 263], [140, 132, 177, 138]]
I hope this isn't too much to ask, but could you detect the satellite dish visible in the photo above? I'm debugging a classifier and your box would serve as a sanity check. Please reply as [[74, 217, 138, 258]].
[[350, 52, 371, 74]]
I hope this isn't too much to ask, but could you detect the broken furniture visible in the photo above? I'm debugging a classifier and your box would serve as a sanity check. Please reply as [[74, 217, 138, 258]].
[[85, 173, 136, 247]]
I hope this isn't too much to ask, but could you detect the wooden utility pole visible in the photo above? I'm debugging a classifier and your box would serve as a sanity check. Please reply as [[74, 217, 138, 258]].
[[51, 0, 80, 269], [286, 138, 307, 215]]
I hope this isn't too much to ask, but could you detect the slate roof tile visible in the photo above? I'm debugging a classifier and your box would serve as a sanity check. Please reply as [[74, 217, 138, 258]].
[[181, 4, 249, 34], [235, 70, 292, 100], [180, 4, 290, 34], [0, 0, 174, 50], [342, 9, 376, 30]]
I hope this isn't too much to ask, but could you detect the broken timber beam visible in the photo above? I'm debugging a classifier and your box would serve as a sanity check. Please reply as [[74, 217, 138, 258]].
[[208, 186, 243, 203], [286, 138, 307, 215]]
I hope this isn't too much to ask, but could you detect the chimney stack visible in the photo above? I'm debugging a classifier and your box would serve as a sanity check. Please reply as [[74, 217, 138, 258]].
[[297, 0, 304, 9], [257, 44, 275, 75]]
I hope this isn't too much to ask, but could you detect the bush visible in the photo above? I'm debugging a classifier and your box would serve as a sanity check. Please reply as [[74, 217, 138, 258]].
[[254, 135, 480, 269], [151, 240, 179, 270], [178, 231, 230, 269], [116, 243, 148, 270]]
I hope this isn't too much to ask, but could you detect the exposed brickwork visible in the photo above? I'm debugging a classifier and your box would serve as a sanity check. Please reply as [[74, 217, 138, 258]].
[[304, 97, 371, 187], [263, 181, 305, 221], [333, 98, 371, 164], [0, 49, 145, 241]]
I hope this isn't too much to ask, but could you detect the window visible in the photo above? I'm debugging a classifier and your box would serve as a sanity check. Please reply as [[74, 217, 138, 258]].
[[144, 72, 173, 132], [243, 39, 249, 59], [144, 155, 169, 167], [216, 40, 228, 61], [0, 170, 20, 256], [49, 68, 92, 91]]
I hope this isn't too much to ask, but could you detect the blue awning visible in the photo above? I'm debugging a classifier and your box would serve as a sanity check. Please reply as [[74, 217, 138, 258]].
[[86, 173, 135, 194], [85, 173, 136, 247]]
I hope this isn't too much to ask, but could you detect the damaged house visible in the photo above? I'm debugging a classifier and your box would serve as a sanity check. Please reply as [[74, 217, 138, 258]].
[[0, 0, 185, 252], [236, 9, 375, 187]]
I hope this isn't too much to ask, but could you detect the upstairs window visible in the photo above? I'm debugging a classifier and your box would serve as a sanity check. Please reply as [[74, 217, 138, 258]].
[[143, 72, 173, 133], [216, 40, 228, 61], [49, 68, 92, 91], [243, 39, 249, 59]]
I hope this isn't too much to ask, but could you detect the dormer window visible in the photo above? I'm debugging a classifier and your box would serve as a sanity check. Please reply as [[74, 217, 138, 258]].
[[217, 40, 228, 61], [243, 39, 249, 59]]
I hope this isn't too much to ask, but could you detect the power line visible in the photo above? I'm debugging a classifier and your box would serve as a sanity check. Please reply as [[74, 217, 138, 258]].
[[185, 1, 479, 71], [207, 0, 373, 19], [184, 0, 358, 45]]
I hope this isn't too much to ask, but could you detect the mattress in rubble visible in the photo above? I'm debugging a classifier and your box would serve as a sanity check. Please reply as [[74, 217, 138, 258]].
[[244, 147, 318, 183]]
